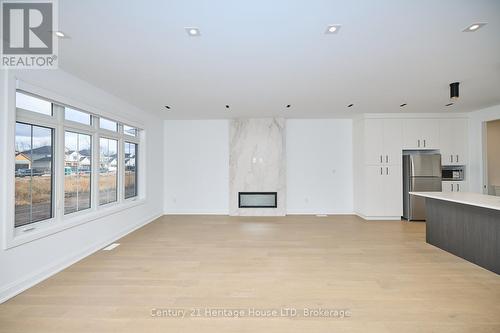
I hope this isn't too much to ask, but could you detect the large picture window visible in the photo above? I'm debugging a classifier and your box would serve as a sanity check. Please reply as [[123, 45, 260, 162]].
[[99, 138, 118, 205], [12, 88, 142, 244], [64, 131, 92, 214], [15, 122, 54, 227], [124, 142, 138, 199]]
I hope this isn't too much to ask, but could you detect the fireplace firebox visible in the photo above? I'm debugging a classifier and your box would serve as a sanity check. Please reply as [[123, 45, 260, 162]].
[[238, 192, 277, 208]]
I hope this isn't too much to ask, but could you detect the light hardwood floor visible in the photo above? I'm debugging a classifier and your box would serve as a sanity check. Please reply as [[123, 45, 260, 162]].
[[1, 215, 499, 332]]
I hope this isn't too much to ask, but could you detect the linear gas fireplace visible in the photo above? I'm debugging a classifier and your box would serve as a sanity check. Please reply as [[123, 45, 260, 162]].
[[238, 192, 277, 208]]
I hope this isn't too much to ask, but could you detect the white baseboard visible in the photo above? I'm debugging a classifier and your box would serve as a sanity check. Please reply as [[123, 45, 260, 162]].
[[286, 210, 355, 215], [0, 212, 162, 304], [354, 212, 402, 221], [163, 209, 229, 215]]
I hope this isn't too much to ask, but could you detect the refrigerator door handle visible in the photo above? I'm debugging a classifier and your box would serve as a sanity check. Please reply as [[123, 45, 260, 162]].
[[451, 184, 454, 192]]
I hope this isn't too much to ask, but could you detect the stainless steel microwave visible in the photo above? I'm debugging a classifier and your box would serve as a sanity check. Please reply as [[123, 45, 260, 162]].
[[442, 165, 465, 181]]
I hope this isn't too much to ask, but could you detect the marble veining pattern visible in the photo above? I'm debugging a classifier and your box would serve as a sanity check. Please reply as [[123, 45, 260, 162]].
[[229, 118, 286, 216]]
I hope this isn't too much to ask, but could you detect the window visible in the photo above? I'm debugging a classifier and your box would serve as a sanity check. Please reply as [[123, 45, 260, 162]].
[[65, 107, 91, 125], [12, 87, 142, 245], [99, 138, 118, 205], [124, 142, 138, 198], [64, 132, 92, 214], [15, 122, 54, 227], [123, 125, 138, 137], [100, 118, 117, 132], [16, 91, 52, 116]]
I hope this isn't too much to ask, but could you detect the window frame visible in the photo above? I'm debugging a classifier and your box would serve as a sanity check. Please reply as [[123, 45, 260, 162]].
[[14, 121, 56, 228], [64, 106, 93, 126], [63, 130, 93, 216], [124, 141, 139, 200], [5, 81, 145, 249], [98, 135, 120, 207]]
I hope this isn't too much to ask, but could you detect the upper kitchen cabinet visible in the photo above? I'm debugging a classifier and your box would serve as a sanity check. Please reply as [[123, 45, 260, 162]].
[[439, 118, 468, 165], [363, 118, 403, 165], [403, 119, 439, 149]]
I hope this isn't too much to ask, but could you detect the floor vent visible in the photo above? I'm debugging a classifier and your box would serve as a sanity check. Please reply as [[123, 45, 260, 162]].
[[103, 243, 120, 251]]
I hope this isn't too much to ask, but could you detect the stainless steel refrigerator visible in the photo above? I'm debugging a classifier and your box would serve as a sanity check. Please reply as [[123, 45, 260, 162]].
[[403, 153, 442, 221]]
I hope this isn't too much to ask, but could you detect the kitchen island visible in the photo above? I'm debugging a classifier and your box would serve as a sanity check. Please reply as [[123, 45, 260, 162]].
[[410, 192, 500, 274]]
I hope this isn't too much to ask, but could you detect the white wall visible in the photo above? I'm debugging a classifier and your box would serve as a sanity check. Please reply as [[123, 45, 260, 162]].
[[164, 120, 229, 214], [468, 104, 500, 193], [0, 69, 164, 303], [486, 120, 500, 187], [286, 119, 353, 214]]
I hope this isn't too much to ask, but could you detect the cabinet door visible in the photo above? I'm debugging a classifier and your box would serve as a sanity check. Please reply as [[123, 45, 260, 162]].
[[364, 119, 384, 165], [363, 166, 385, 216], [383, 119, 403, 165], [383, 165, 403, 216], [422, 119, 440, 149], [439, 120, 454, 165], [441, 182, 467, 192], [455, 181, 468, 192], [403, 119, 439, 149], [442, 182, 453, 192], [439, 119, 467, 165]]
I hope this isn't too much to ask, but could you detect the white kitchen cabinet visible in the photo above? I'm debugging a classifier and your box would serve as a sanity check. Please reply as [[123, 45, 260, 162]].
[[363, 166, 385, 216], [383, 119, 404, 165], [364, 119, 384, 165], [354, 115, 468, 220], [439, 119, 468, 165], [363, 118, 403, 165], [363, 165, 403, 217], [384, 165, 403, 216], [403, 119, 439, 149], [442, 181, 468, 193]]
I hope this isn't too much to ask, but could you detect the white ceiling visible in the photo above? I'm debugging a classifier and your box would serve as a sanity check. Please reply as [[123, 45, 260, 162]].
[[58, 0, 500, 119]]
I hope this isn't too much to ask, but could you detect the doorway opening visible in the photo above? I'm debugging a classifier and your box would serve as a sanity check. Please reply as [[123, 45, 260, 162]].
[[484, 119, 500, 196]]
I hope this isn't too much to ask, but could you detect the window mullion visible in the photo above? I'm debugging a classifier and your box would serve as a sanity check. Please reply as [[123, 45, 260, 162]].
[[92, 118, 100, 210], [55, 104, 65, 221]]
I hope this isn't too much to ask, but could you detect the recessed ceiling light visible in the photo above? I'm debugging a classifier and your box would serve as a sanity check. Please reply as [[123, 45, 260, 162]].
[[54, 31, 66, 38], [463, 23, 486, 32], [400, 103, 407, 107], [325, 24, 341, 34], [445, 102, 454, 107], [347, 103, 354, 108], [185, 27, 200, 36]]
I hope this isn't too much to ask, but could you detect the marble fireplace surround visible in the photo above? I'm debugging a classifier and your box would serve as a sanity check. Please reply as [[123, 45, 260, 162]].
[[229, 118, 286, 216]]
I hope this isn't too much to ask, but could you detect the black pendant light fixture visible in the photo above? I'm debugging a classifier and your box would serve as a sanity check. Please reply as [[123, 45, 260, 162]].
[[450, 82, 460, 99]]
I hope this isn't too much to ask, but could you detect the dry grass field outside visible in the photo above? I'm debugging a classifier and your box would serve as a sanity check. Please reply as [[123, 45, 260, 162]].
[[15, 171, 136, 221], [15, 176, 52, 206]]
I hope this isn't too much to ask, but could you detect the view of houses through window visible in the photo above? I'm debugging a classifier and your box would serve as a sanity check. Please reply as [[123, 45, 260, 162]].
[[99, 138, 118, 205], [14, 90, 141, 229], [64, 132, 92, 214], [15, 123, 54, 227], [124, 142, 137, 199]]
